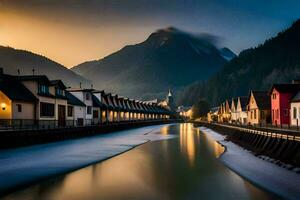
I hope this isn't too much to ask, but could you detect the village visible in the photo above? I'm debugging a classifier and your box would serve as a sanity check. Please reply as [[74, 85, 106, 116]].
[[207, 81, 300, 130], [0, 68, 172, 130]]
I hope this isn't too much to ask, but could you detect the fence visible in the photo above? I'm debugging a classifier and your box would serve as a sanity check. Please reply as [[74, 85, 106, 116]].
[[194, 121, 300, 141], [0, 118, 171, 131]]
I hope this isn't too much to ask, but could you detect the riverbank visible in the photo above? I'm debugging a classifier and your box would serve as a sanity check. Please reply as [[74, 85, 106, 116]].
[[0, 120, 180, 149], [200, 126, 300, 200], [0, 124, 177, 196]]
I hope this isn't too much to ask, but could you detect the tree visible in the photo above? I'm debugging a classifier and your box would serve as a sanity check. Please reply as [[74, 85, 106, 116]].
[[191, 99, 210, 119]]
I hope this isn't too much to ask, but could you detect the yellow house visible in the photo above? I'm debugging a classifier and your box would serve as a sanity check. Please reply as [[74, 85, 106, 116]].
[[18, 76, 68, 127], [247, 91, 271, 126], [0, 73, 37, 126]]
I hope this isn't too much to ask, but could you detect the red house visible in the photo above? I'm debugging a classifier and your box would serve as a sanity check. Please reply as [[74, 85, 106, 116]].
[[269, 83, 300, 126]]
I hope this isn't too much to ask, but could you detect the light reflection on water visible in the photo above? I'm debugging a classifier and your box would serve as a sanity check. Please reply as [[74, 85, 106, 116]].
[[3, 123, 275, 200]]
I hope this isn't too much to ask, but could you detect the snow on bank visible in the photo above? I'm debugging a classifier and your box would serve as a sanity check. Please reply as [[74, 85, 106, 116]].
[[0, 124, 177, 194], [199, 127, 300, 200]]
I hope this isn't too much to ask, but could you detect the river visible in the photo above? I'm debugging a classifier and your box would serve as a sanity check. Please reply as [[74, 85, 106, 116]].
[[2, 123, 275, 200]]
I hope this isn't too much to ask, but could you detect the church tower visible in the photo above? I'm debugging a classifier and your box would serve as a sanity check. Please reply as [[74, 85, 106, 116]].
[[166, 89, 175, 111]]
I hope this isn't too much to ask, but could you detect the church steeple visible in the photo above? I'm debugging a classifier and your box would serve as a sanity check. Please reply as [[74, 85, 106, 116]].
[[168, 89, 172, 97]]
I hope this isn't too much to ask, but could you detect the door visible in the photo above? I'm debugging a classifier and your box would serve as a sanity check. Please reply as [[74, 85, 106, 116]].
[[58, 105, 66, 127]]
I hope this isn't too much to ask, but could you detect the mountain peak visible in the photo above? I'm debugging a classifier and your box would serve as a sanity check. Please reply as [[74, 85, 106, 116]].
[[157, 26, 181, 33]]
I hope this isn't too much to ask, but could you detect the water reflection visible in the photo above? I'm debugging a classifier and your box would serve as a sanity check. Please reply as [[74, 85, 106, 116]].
[[3, 123, 275, 200], [180, 123, 196, 166]]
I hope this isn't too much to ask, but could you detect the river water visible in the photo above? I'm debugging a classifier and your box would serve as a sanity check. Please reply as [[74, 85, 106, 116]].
[[3, 123, 275, 200]]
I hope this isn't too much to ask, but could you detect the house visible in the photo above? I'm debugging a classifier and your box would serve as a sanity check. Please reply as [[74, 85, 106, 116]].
[[19, 76, 68, 127], [230, 98, 238, 123], [207, 107, 219, 123], [290, 91, 300, 127], [0, 70, 38, 127], [236, 96, 248, 125], [92, 91, 106, 125], [218, 100, 231, 123], [65, 91, 86, 126], [247, 91, 271, 126], [269, 84, 300, 126], [68, 89, 94, 125]]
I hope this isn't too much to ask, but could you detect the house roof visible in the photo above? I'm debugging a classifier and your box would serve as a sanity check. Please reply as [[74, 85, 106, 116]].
[[18, 75, 51, 85], [239, 96, 248, 110], [292, 91, 300, 102], [250, 91, 270, 110], [269, 84, 300, 94], [50, 80, 67, 89], [0, 74, 38, 102], [92, 95, 106, 108], [65, 91, 86, 107]]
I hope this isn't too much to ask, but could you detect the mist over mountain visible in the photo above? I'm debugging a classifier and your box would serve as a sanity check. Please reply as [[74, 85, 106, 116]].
[[0, 46, 91, 88], [177, 20, 300, 106], [72, 27, 235, 99]]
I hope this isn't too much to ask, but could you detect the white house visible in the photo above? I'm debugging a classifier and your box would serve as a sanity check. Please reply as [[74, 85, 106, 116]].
[[68, 89, 94, 125], [236, 96, 248, 125], [230, 98, 238, 123], [290, 91, 300, 127], [65, 91, 86, 126]]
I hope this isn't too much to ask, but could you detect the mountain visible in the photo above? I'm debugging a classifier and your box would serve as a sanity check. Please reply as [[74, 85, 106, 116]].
[[0, 46, 91, 88], [177, 19, 300, 106], [72, 27, 235, 99]]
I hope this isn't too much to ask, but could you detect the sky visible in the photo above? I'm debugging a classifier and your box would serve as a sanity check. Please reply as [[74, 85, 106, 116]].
[[0, 0, 299, 68]]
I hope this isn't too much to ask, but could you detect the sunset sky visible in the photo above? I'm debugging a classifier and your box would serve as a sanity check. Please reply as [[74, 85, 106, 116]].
[[0, 0, 299, 67]]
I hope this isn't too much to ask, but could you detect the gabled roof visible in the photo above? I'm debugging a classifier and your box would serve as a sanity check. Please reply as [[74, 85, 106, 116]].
[[231, 98, 238, 110], [65, 91, 86, 107], [50, 80, 67, 89], [269, 84, 300, 94], [0, 74, 38, 102], [92, 94, 106, 108], [249, 91, 270, 110], [67, 88, 95, 92], [292, 91, 300, 102], [238, 96, 248, 110]]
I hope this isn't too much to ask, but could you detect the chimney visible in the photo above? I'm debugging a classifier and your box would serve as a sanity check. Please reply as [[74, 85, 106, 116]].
[[0, 68, 3, 75], [292, 80, 300, 84]]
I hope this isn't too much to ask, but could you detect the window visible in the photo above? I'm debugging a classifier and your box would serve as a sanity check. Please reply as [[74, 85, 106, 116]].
[[272, 110, 274, 120], [16, 104, 22, 112], [293, 107, 297, 119], [261, 111, 264, 119], [276, 109, 279, 119], [38, 84, 49, 94], [251, 111, 253, 119], [284, 109, 289, 117], [68, 106, 73, 117], [56, 88, 64, 96], [87, 106, 92, 114], [40, 102, 55, 117], [86, 93, 90, 100], [272, 93, 276, 99], [254, 110, 257, 119]]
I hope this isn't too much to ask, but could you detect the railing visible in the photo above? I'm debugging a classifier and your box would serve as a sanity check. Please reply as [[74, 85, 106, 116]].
[[0, 118, 172, 131], [194, 121, 300, 141]]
